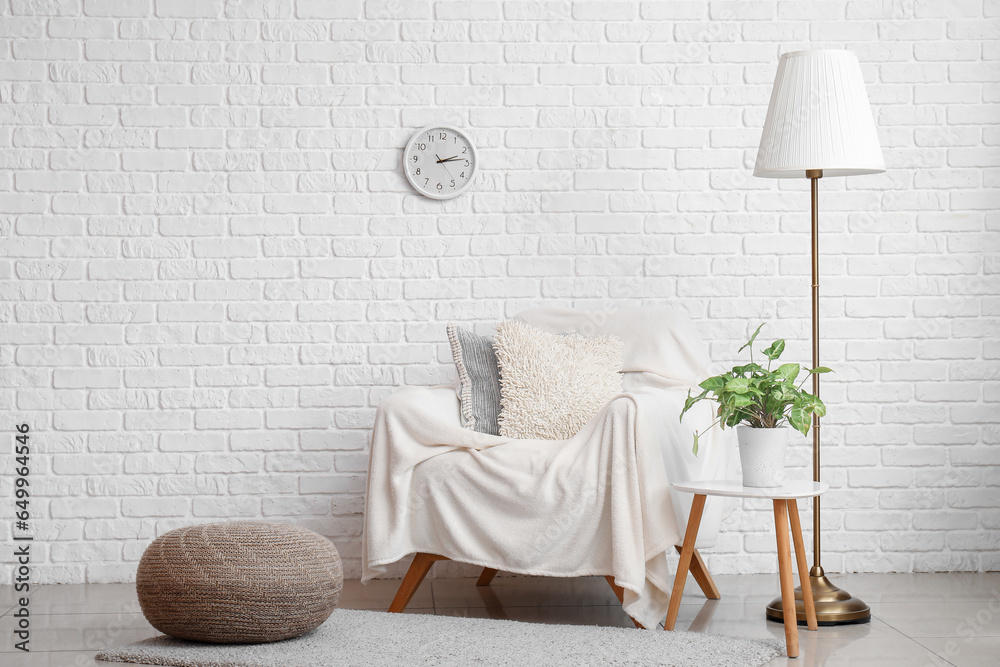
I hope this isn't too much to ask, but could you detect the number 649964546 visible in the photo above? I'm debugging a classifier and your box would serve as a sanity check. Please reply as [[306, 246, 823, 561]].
[[14, 424, 29, 512]]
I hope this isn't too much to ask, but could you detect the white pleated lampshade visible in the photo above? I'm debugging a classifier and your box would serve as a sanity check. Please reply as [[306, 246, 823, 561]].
[[754, 50, 885, 179]]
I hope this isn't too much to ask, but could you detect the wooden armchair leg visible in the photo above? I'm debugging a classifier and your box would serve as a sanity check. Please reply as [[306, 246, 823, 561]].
[[674, 545, 720, 600], [477, 567, 499, 587], [604, 575, 646, 629], [388, 553, 446, 613]]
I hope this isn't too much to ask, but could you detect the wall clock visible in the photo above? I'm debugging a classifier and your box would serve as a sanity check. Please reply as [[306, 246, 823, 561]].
[[402, 125, 477, 200]]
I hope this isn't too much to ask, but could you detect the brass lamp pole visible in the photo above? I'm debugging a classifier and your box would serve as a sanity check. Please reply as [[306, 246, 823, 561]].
[[754, 51, 885, 625], [762, 169, 871, 625], [809, 169, 823, 574]]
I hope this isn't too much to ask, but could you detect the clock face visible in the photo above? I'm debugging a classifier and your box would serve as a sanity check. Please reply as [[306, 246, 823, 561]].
[[403, 125, 477, 200]]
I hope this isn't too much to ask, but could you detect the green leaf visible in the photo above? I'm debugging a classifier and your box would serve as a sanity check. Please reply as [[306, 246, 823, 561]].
[[772, 389, 796, 404], [809, 367, 833, 374], [699, 376, 726, 392], [725, 377, 751, 394], [717, 405, 732, 428], [680, 388, 708, 421], [738, 323, 766, 356], [763, 339, 786, 360], [776, 363, 800, 382], [692, 431, 700, 456], [729, 394, 753, 407], [788, 404, 811, 436], [810, 396, 827, 418]]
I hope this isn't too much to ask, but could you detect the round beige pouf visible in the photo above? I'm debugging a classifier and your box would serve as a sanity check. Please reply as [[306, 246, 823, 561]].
[[137, 522, 343, 644]]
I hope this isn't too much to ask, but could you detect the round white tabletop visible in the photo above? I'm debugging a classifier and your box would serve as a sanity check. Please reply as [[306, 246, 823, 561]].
[[672, 479, 828, 499]]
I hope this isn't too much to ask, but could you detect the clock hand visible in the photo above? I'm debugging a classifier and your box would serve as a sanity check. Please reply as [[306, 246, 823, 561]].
[[436, 155, 460, 163]]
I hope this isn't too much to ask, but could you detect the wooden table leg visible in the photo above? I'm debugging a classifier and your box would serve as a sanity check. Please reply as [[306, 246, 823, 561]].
[[787, 499, 818, 631], [665, 494, 707, 631], [773, 499, 799, 658], [673, 546, 721, 600]]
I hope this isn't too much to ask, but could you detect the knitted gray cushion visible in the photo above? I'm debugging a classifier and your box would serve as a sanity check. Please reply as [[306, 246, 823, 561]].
[[448, 324, 502, 436]]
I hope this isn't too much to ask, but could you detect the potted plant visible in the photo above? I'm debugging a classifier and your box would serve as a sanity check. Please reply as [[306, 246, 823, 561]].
[[679, 323, 831, 487]]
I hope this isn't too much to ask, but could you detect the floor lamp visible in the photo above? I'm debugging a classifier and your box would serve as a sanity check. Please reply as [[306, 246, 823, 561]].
[[753, 50, 885, 625]]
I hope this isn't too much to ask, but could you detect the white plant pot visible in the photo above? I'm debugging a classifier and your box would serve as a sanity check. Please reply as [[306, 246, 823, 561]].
[[737, 426, 789, 488]]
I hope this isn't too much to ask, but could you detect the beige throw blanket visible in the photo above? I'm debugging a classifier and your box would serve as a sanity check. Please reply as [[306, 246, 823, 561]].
[[363, 308, 737, 629]]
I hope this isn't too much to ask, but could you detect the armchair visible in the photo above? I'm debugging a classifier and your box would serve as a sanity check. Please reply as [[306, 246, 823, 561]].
[[363, 307, 737, 629]]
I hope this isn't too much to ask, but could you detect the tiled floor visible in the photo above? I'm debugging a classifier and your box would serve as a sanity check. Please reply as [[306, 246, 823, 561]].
[[1, 572, 997, 666]]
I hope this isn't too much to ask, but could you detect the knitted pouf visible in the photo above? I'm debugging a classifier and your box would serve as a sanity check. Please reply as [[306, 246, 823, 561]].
[[137, 522, 343, 644]]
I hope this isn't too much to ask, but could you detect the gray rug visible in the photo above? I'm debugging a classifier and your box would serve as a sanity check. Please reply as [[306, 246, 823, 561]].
[[97, 609, 783, 667]]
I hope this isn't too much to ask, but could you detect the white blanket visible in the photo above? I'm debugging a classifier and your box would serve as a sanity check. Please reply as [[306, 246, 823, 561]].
[[363, 307, 737, 629]]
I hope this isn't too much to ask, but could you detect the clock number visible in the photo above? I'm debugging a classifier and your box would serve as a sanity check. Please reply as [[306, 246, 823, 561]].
[[450, 180, 456, 188], [414, 168, 420, 175], [462, 146, 467, 153], [464, 160, 470, 166], [436, 183, 443, 191], [417, 142, 425, 150], [411, 155, 418, 163], [424, 178, 429, 185], [460, 172, 465, 178], [426, 134, 433, 142], [439, 132, 447, 140]]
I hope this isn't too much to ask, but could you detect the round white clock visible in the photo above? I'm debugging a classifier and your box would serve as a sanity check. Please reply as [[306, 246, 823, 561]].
[[402, 125, 477, 200]]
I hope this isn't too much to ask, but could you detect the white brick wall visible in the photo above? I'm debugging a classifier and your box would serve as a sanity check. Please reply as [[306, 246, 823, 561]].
[[1, 0, 998, 583]]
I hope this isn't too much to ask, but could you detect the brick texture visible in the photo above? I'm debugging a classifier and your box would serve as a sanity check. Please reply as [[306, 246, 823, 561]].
[[1, 0, 998, 583]]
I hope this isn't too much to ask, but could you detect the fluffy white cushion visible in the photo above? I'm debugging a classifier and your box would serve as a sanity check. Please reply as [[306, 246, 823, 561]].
[[494, 320, 624, 440]]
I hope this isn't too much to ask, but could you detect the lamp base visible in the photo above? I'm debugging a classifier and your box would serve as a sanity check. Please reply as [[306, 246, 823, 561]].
[[765, 566, 871, 626]]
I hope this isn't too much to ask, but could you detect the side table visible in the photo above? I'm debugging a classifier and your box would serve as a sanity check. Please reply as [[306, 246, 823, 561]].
[[666, 480, 828, 658]]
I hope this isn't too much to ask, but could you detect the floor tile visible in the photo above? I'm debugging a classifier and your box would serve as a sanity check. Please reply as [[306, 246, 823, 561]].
[[671, 600, 906, 642], [875, 602, 1000, 638], [431, 575, 620, 609], [332, 573, 801, 612], [916, 636, 1000, 667], [434, 604, 639, 628], [0, 584, 29, 601], [839, 573, 1000, 605], [0, 612, 158, 654], [339, 578, 432, 610], [762, 636, 951, 667], [682, 573, 786, 605], [28, 584, 141, 615], [0, 584, 28, 619]]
